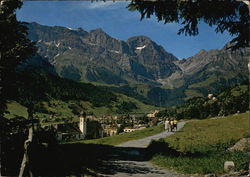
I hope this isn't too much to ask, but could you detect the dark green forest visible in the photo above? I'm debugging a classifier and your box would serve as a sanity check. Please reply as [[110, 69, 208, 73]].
[[13, 71, 117, 108], [156, 83, 249, 120]]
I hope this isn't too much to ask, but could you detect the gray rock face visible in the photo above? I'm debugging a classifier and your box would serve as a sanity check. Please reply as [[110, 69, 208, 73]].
[[26, 22, 179, 84], [175, 47, 248, 77], [24, 22, 249, 106], [228, 138, 250, 152], [127, 36, 180, 79], [86, 28, 130, 54]]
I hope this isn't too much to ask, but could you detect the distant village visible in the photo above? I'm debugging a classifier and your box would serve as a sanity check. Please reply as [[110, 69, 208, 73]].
[[41, 110, 163, 142], [40, 93, 224, 142]]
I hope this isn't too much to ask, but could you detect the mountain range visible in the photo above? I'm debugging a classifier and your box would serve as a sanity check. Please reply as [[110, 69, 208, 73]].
[[24, 22, 249, 106]]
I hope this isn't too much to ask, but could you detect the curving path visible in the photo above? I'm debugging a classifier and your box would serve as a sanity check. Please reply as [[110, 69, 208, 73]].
[[97, 121, 192, 177], [117, 121, 186, 148]]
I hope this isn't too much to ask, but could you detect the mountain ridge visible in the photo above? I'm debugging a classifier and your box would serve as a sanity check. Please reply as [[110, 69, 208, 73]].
[[26, 22, 180, 84], [24, 22, 249, 106]]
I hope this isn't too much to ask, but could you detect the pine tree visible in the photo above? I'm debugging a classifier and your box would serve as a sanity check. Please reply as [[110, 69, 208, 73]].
[[0, 1, 36, 175], [0, 0, 36, 116]]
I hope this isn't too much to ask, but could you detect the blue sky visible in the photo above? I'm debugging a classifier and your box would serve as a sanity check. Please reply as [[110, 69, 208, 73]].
[[17, 1, 234, 59]]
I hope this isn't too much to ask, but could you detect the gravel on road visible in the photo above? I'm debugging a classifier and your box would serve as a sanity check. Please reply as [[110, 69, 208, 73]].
[[97, 121, 189, 177]]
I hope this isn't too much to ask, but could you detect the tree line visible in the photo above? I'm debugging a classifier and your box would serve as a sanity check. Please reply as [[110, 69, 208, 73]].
[[156, 83, 249, 120], [13, 71, 117, 108]]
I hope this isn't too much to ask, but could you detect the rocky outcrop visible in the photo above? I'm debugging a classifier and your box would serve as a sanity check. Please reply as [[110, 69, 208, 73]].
[[24, 22, 249, 106], [26, 22, 180, 85], [228, 138, 250, 152]]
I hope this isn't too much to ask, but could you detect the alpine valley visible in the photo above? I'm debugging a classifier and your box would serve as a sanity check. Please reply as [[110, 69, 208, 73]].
[[22, 22, 249, 107]]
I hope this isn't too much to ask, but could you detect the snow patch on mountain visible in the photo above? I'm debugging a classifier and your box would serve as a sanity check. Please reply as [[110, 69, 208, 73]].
[[55, 42, 60, 48], [110, 50, 120, 54], [136, 45, 146, 50], [67, 27, 74, 30]]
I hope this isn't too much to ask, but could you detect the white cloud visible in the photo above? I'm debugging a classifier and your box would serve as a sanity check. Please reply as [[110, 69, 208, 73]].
[[81, 1, 128, 10], [88, 1, 115, 9]]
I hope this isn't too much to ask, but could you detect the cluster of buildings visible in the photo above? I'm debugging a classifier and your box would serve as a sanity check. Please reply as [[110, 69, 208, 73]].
[[42, 110, 161, 142], [146, 110, 160, 118], [208, 94, 217, 101]]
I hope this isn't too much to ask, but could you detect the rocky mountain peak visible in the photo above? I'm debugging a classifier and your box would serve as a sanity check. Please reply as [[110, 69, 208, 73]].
[[198, 49, 207, 54], [86, 28, 118, 48], [127, 36, 153, 49], [25, 22, 248, 101], [90, 28, 106, 35], [127, 35, 152, 42]]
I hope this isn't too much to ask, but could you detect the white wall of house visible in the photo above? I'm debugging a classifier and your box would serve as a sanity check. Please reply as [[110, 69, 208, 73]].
[[124, 128, 136, 133]]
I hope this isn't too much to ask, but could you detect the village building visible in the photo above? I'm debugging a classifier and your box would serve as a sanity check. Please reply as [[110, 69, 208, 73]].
[[208, 94, 214, 99], [134, 124, 147, 130], [56, 123, 85, 142], [147, 110, 160, 118], [102, 126, 117, 136], [42, 114, 87, 142], [124, 127, 136, 133], [41, 111, 161, 141]]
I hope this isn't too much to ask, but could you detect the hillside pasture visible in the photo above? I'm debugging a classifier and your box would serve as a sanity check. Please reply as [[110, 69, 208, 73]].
[[150, 113, 249, 174]]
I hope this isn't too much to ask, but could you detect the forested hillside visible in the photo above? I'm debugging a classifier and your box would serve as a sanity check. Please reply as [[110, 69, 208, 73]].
[[14, 71, 116, 107], [5, 71, 157, 120], [156, 83, 249, 119]]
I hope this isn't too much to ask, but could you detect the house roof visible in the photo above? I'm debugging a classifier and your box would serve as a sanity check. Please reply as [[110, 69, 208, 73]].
[[57, 123, 81, 134]]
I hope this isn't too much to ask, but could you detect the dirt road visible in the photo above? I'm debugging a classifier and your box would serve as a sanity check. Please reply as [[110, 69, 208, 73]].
[[97, 122, 189, 177]]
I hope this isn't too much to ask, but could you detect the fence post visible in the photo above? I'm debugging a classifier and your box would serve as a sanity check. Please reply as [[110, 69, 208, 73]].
[[18, 105, 34, 177], [18, 127, 33, 177]]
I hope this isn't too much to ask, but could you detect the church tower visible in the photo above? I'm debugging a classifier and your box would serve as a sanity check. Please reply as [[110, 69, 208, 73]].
[[79, 112, 87, 138]]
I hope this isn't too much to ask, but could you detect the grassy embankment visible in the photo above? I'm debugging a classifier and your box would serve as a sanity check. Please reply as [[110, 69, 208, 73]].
[[149, 112, 249, 174], [4, 98, 158, 122], [71, 124, 164, 146], [4, 101, 28, 119]]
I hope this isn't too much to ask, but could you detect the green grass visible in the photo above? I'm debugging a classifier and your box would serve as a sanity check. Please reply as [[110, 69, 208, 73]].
[[150, 113, 249, 174], [228, 85, 248, 97], [4, 101, 28, 119], [114, 93, 160, 115], [70, 125, 164, 146], [132, 84, 151, 97], [4, 100, 78, 123], [184, 89, 204, 100], [162, 78, 185, 89], [4, 94, 158, 122], [78, 92, 159, 116], [165, 113, 249, 153], [151, 151, 248, 174], [32, 100, 79, 124], [188, 74, 218, 89]]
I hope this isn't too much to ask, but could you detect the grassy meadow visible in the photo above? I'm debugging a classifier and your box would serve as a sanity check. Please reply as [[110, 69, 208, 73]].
[[149, 112, 249, 174], [4, 97, 158, 123], [4, 101, 28, 119]]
